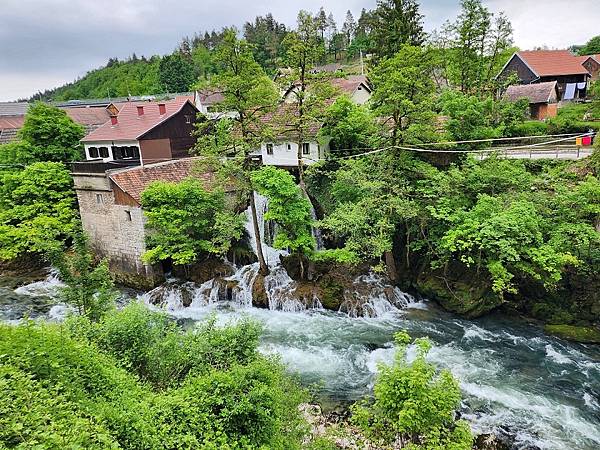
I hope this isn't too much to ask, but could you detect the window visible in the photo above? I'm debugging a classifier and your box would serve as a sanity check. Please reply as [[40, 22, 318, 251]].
[[112, 146, 122, 159], [89, 147, 99, 158], [357, 86, 362, 90], [125, 210, 132, 221], [266, 143, 274, 155], [99, 147, 109, 158], [302, 143, 310, 155], [96, 194, 103, 204], [184, 114, 192, 124], [287, 144, 291, 150]]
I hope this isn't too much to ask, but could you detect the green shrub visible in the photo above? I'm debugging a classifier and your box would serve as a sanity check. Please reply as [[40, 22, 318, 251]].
[[509, 120, 549, 137], [0, 307, 308, 449], [351, 331, 472, 449]]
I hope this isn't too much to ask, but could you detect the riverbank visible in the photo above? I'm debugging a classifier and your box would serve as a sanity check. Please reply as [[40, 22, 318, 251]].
[[3, 269, 600, 449]]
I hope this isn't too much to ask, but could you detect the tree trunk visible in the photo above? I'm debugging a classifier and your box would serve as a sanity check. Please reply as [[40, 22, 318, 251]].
[[250, 191, 269, 275], [384, 250, 398, 283]]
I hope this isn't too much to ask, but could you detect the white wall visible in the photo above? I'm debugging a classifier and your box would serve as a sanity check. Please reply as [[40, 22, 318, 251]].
[[84, 140, 140, 162], [258, 140, 327, 166], [351, 86, 371, 105]]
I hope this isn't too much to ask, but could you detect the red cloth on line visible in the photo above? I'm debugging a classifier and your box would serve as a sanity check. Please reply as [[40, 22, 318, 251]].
[[582, 136, 592, 146]]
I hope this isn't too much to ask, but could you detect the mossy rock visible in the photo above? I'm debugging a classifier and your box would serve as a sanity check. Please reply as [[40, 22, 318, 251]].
[[544, 324, 600, 344], [252, 274, 269, 309], [417, 274, 502, 318], [319, 277, 345, 311]]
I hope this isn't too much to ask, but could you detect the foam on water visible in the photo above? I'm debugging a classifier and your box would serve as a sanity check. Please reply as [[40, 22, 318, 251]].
[[14, 269, 63, 297]]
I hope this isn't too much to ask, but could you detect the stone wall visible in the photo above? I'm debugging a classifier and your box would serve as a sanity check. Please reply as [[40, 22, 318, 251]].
[[74, 177, 163, 289]]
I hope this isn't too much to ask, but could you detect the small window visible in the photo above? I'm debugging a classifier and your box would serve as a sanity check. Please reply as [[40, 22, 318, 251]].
[[133, 147, 140, 158], [357, 86, 362, 90], [266, 143, 274, 155], [96, 194, 103, 204], [99, 147, 109, 158], [112, 146, 122, 159], [287, 144, 291, 150], [89, 147, 99, 158], [125, 210, 132, 221], [184, 114, 192, 124], [302, 143, 310, 155]]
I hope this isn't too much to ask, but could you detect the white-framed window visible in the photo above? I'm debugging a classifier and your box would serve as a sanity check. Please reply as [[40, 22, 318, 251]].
[[89, 147, 99, 158], [266, 143, 274, 155], [302, 142, 310, 155], [184, 114, 192, 124], [96, 194, 103, 204], [99, 147, 109, 158]]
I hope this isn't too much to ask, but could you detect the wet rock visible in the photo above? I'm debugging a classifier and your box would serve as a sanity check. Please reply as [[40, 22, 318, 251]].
[[252, 273, 269, 309], [173, 258, 235, 284], [473, 434, 511, 450], [544, 324, 600, 344]]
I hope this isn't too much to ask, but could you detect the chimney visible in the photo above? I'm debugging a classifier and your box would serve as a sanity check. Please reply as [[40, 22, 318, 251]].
[[110, 115, 118, 125], [137, 105, 144, 116], [158, 103, 166, 115]]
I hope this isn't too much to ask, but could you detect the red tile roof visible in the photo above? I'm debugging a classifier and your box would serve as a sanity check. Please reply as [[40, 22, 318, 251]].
[[504, 81, 558, 104], [330, 75, 371, 95], [82, 98, 195, 142], [517, 50, 590, 77], [108, 158, 213, 204], [0, 115, 25, 129], [63, 107, 111, 126], [197, 89, 224, 106], [259, 102, 325, 139]]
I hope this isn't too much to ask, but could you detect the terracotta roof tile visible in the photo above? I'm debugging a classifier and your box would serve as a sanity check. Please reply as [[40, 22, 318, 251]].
[[82, 98, 195, 142], [517, 50, 590, 77], [504, 81, 558, 104], [109, 157, 213, 204], [330, 75, 371, 95], [63, 107, 111, 127]]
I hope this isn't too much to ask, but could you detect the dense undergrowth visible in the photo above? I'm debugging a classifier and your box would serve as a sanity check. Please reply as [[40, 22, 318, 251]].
[[0, 304, 308, 449]]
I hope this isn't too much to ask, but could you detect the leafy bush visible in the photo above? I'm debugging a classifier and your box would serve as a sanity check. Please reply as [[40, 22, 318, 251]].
[[0, 306, 308, 449], [509, 120, 549, 137], [351, 331, 472, 449]]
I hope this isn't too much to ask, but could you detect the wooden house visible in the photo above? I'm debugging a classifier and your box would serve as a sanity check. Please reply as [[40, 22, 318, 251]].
[[497, 50, 590, 100], [81, 98, 199, 165]]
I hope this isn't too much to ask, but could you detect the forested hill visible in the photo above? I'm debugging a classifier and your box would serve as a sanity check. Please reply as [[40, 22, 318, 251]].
[[33, 8, 362, 102]]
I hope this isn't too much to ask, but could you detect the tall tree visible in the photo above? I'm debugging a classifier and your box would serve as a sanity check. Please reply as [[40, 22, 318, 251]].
[[243, 14, 287, 71], [158, 52, 196, 93], [370, 0, 426, 59], [280, 11, 337, 191], [441, 0, 513, 94], [194, 30, 279, 275], [341, 10, 357, 52], [577, 35, 600, 56], [369, 45, 436, 146]]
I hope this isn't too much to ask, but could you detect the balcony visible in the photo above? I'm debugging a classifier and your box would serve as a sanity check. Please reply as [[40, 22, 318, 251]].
[[71, 159, 141, 175]]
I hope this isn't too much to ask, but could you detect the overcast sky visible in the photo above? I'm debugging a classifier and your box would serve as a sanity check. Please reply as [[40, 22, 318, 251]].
[[1, 0, 599, 101]]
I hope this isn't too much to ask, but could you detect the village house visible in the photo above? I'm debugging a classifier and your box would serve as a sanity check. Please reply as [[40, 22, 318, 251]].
[[580, 54, 600, 81], [81, 97, 200, 165], [498, 50, 591, 100], [503, 81, 559, 120], [282, 74, 372, 106], [71, 157, 211, 286], [251, 103, 330, 167]]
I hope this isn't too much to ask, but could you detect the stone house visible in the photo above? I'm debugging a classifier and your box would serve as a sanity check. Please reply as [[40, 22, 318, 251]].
[[503, 81, 559, 120], [497, 50, 591, 100], [72, 158, 210, 287]]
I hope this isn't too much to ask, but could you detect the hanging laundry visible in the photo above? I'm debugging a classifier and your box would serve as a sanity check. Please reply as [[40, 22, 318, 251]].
[[576, 82, 587, 90], [576, 137, 583, 146], [563, 83, 576, 100], [582, 136, 592, 146]]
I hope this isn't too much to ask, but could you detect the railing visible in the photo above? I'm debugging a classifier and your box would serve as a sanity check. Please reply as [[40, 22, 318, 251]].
[[476, 146, 594, 160], [71, 159, 140, 174]]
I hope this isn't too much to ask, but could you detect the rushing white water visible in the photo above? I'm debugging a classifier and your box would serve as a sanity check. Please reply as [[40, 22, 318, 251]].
[[3, 197, 600, 449], [246, 192, 288, 268], [13, 269, 63, 297]]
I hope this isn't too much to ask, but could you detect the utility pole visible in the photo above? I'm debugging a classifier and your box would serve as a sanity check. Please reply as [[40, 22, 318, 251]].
[[360, 49, 364, 76]]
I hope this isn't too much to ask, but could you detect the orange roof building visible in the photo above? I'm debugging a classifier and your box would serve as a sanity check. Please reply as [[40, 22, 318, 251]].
[[498, 50, 591, 100]]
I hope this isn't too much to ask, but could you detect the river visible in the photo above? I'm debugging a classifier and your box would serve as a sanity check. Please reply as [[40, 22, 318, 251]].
[[1, 269, 599, 450]]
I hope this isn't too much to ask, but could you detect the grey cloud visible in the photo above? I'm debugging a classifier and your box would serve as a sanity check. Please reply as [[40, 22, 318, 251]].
[[0, 0, 598, 101]]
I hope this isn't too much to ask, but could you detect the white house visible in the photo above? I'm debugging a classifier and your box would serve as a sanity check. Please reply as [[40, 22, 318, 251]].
[[256, 139, 329, 167], [282, 74, 372, 106]]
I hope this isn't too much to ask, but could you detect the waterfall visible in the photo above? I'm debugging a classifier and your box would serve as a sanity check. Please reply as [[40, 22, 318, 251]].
[[309, 203, 324, 251], [143, 192, 415, 318], [245, 192, 288, 268]]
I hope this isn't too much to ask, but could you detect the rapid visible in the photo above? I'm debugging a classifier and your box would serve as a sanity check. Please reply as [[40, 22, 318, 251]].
[[1, 193, 599, 449]]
